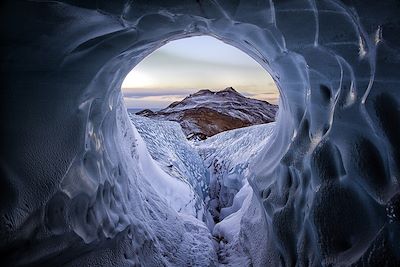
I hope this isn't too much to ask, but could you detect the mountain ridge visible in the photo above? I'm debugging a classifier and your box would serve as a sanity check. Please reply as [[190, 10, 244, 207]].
[[134, 87, 278, 140]]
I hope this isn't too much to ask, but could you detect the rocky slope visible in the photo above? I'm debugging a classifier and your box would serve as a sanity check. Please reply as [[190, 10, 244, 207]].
[[135, 87, 278, 140]]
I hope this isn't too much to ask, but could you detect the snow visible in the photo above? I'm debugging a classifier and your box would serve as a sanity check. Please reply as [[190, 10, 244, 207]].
[[133, 123, 200, 217], [129, 113, 210, 222], [161, 88, 277, 123], [129, 111, 277, 266], [196, 123, 275, 217], [138, 87, 277, 139], [129, 114, 209, 198], [195, 123, 276, 265]]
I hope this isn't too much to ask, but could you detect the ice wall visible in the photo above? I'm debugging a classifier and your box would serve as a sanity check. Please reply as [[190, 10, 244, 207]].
[[129, 114, 210, 221], [196, 123, 276, 264], [1, 0, 399, 266]]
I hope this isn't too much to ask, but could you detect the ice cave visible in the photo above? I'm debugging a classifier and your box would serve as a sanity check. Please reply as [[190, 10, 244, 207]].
[[1, 0, 399, 266]]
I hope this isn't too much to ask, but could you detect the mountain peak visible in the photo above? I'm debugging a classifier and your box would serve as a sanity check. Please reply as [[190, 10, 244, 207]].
[[190, 87, 240, 96], [221, 87, 237, 93], [216, 87, 242, 96], [192, 89, 212, 96]]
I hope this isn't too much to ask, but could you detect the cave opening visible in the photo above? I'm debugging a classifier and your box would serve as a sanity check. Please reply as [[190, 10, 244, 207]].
[[119, 35, 281, 263]]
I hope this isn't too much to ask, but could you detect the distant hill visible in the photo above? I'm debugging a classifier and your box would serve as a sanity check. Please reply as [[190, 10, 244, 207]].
[[133, 87, 278, 140]]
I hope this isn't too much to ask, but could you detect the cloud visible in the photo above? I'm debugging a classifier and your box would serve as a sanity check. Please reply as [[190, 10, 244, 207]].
[[154, 37, 265, 68], [248, 92, 280, 104], [123, 95, 187, 109], [245, 92, 279, 97], [122, 88, 280, 102], [124, 94, 187, 102], [122, 89, 195, 98]]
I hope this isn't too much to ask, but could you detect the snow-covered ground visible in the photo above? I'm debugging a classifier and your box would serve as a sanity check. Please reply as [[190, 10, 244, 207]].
[[129, 110, 276, 266]]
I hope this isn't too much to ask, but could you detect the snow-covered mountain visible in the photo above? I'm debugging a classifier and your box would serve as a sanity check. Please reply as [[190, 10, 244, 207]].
[[136, 87, 278, 140]]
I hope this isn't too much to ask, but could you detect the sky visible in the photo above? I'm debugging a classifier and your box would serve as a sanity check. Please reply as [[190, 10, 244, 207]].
[[121, 36, 279, 109]]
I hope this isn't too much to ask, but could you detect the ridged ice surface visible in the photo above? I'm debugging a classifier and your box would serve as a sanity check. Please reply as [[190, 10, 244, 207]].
[[129, 114, 210, 220], [195, 123, 276, 265], [1, 0, 400, 266]]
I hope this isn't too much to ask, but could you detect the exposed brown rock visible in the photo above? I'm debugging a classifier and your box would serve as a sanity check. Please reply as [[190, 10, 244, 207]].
[[135, 87, 278, 140]]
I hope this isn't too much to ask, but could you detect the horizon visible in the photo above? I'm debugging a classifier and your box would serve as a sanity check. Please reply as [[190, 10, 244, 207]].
[[121, 36, 279, 109], [126, 87, 278, 111]]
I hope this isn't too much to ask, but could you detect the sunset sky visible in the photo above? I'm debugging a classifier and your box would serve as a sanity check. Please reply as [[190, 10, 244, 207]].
[[121, 36, 279, 109]]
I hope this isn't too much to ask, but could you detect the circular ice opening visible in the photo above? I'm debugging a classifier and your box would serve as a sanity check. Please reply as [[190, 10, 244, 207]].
[[118, 36, 281, 263]]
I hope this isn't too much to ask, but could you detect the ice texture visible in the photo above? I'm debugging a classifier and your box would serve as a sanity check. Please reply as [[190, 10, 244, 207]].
[[1, 0, 400, 266], [195, 123, 276, 265], [196, 123, 276, 222], [129, 114, 210, 221]]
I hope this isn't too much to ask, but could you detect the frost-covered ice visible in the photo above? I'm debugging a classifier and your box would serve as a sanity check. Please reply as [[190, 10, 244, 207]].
[[132, 119, 202, 218], [131, 112, 277, 266], [196, 123, 275, 221], [129, 114, 209, 197], [129, 113, 211, 221], [53, 101, 218, 266], [195, 123, 276, 265]]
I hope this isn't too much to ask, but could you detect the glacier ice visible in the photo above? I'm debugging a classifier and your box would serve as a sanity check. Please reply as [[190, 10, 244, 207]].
[[196, 123, 276, 265], [129, 114, 211, 222], [1, 0, 400, 266], [196, 123, 276, 222]]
